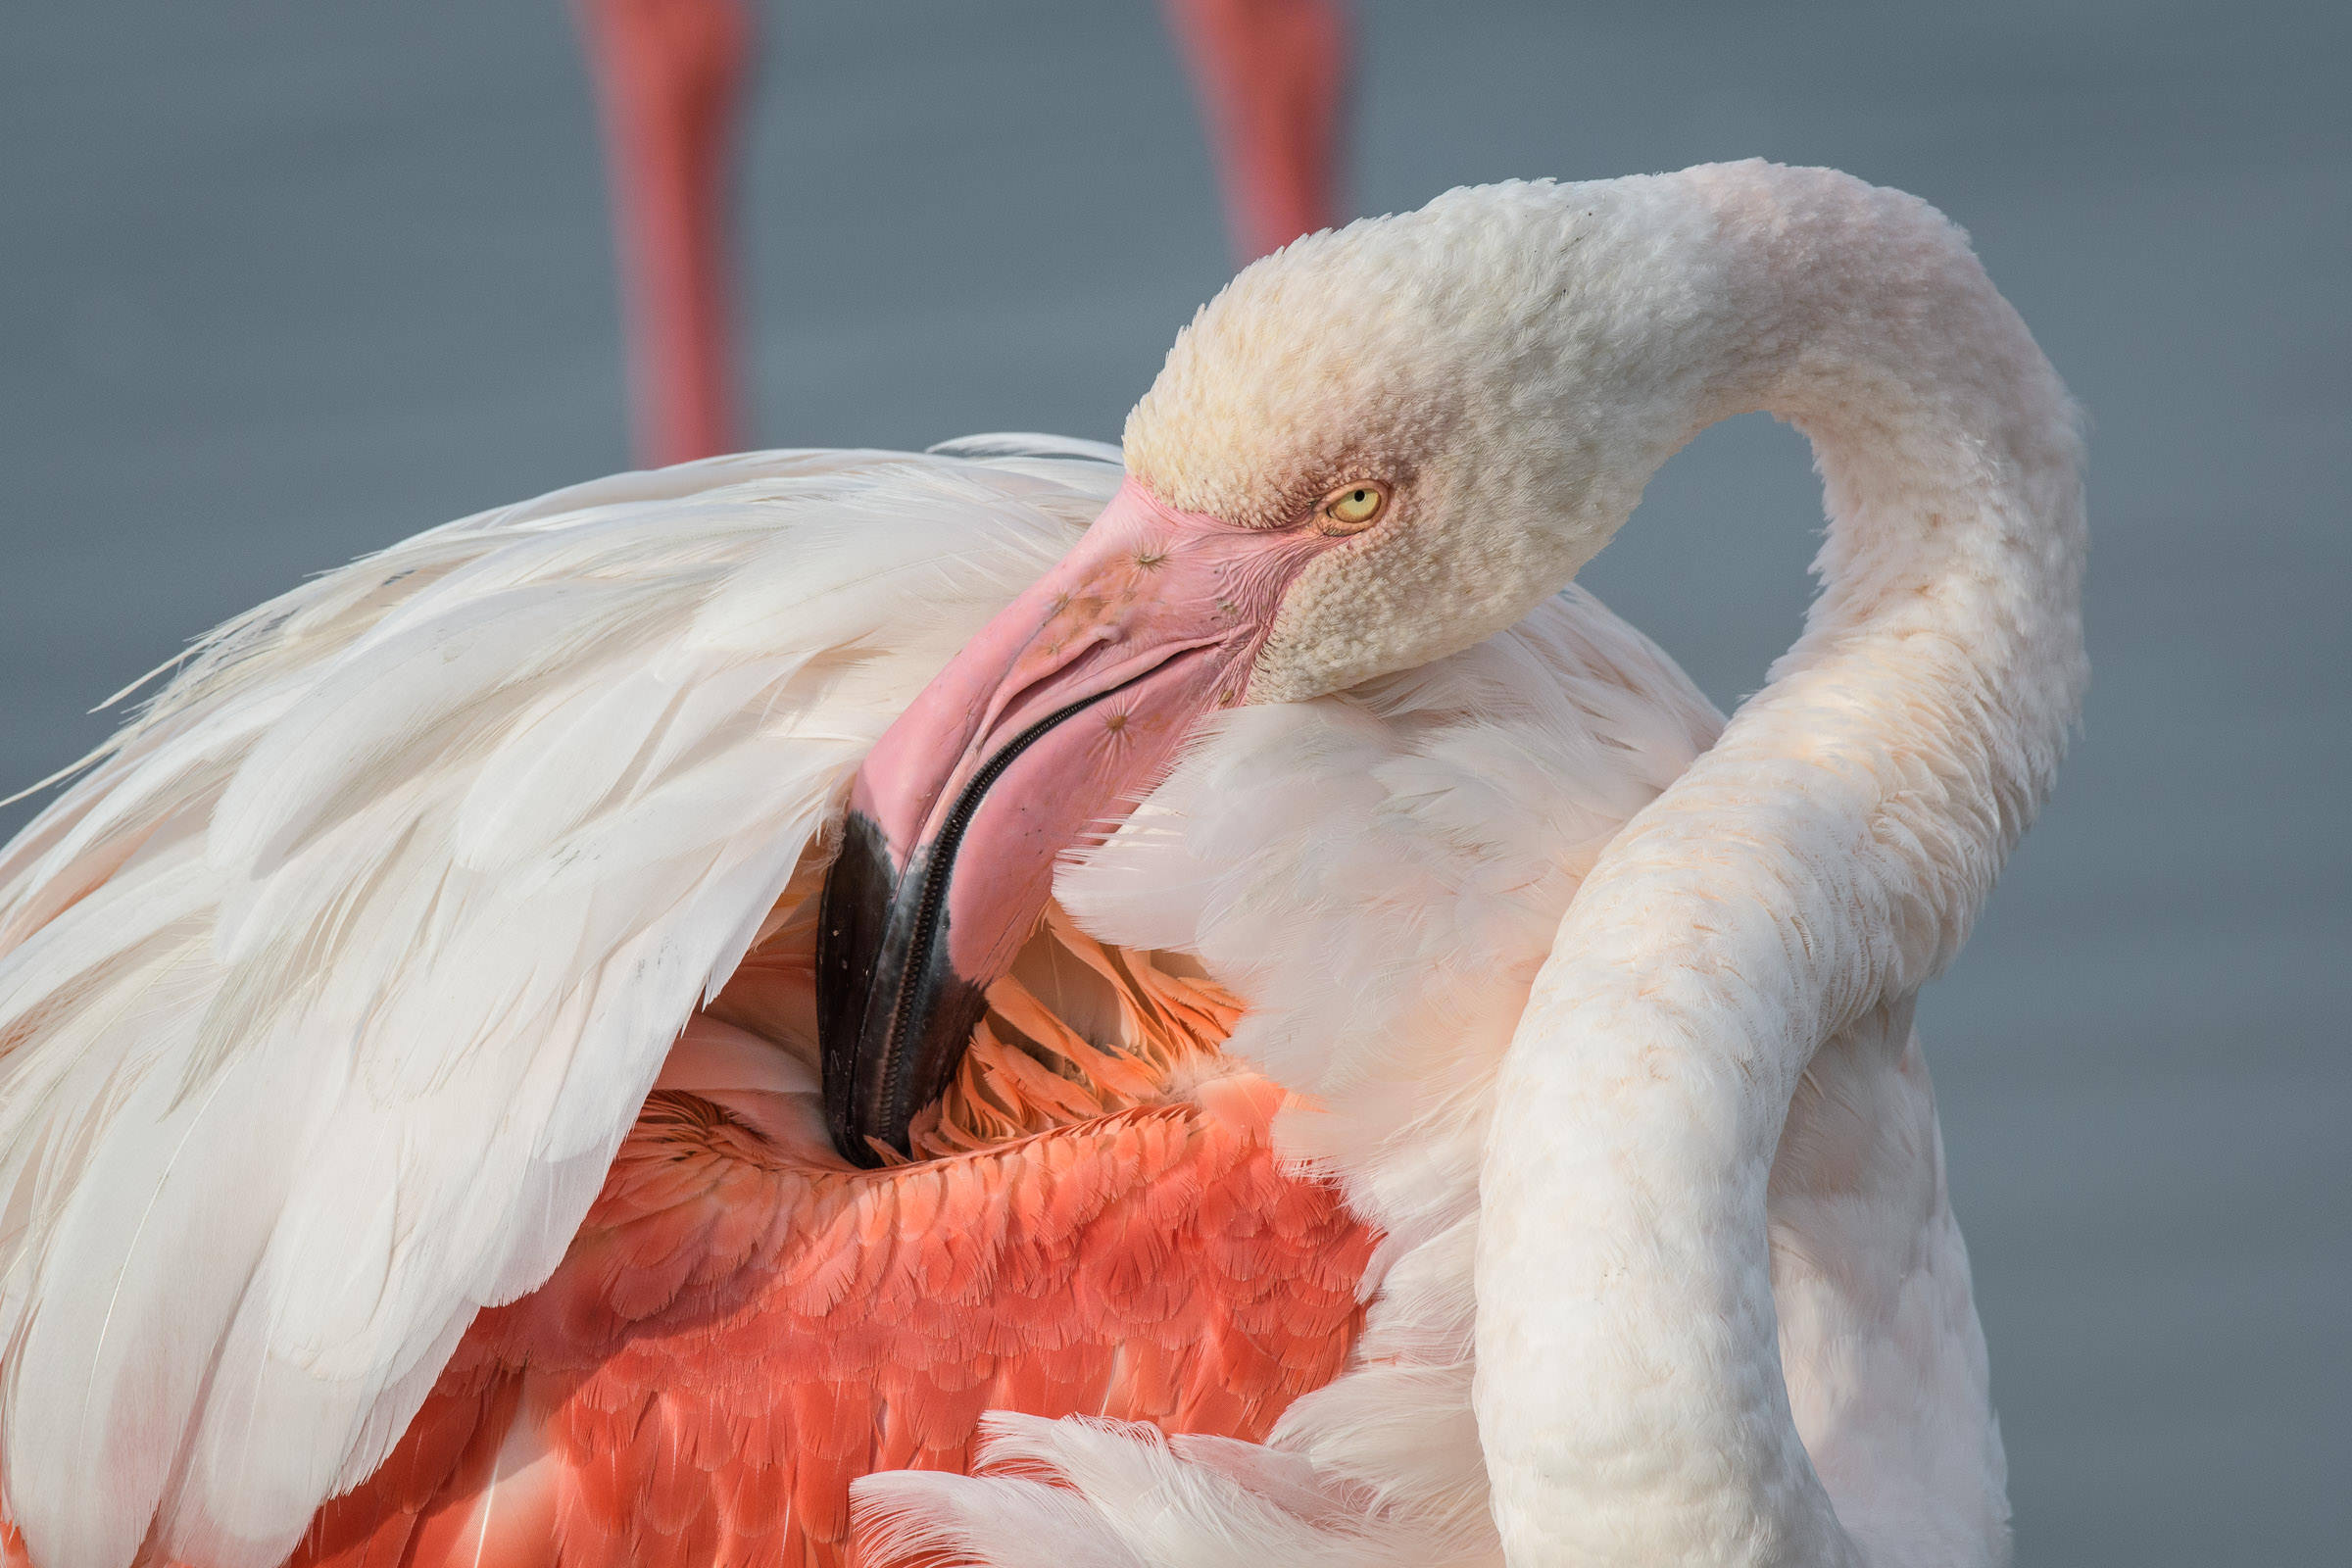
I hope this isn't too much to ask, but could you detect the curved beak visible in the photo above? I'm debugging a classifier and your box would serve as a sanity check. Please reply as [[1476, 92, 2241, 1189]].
[[816, 478, 1323, 1163]]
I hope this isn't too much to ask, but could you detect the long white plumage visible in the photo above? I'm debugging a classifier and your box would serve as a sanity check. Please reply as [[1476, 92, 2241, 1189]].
[[0, 441, 1125, 1567]]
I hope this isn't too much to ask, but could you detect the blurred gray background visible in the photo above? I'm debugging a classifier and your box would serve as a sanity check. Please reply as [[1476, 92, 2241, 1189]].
[[3, 1, 2345, 1560]]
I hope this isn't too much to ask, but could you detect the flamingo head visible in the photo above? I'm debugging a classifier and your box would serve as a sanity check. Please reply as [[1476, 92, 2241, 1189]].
[[819, 180, 1709, 1163]]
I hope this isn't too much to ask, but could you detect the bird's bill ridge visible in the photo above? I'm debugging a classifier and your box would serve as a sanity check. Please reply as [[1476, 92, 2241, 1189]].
[[815, 477, 1325, 1164]]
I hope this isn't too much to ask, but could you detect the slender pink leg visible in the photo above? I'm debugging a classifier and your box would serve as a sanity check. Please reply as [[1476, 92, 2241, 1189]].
[[1161, 0, 1351, 262], [571, 0, 753, 466]]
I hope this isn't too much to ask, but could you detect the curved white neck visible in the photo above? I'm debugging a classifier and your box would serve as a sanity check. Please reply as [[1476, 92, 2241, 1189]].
[[1474, 165, 2082, 1565]]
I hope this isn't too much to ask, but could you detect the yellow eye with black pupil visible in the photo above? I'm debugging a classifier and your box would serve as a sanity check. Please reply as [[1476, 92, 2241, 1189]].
[[1318, 481, 1386, 533]]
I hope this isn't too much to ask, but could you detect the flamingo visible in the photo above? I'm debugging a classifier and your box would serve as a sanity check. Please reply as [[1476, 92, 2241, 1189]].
[[0, 160, 2082, 1568], [569, 0, 1350, 466], [1159, 0, 1350, 263], [570, 0, 756, 466]]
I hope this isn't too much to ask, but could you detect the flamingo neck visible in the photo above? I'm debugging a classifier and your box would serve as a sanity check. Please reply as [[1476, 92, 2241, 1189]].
[[1474, 165, 2082, 1565]]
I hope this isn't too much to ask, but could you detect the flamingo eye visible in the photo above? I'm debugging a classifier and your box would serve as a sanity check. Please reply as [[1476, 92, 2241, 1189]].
[[1316, 481, 1387, 535]]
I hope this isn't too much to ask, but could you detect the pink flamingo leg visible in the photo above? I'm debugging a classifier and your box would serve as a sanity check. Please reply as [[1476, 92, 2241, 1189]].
[[572, 0, 753, 466], [1161, 0, 1351, 262]]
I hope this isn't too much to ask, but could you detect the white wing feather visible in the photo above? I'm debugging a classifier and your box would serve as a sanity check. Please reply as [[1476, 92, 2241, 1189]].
[[0, 445, 1118, 1568]]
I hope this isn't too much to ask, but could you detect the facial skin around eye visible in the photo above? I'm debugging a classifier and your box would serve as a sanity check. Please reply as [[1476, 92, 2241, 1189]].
[[1317, 481, 1386, 534]]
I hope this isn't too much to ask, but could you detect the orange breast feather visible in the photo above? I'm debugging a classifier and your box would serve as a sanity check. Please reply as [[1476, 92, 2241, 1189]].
[[282, 906, 1374, 1568]]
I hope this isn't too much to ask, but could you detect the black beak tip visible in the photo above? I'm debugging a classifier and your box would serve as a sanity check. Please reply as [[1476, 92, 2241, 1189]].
[[817, 810, 895, 1166], [815, 810, 990, 1167]]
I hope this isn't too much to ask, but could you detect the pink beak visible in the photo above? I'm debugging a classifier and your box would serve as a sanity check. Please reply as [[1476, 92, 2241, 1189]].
[[816, 478, 1333, 1162]]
